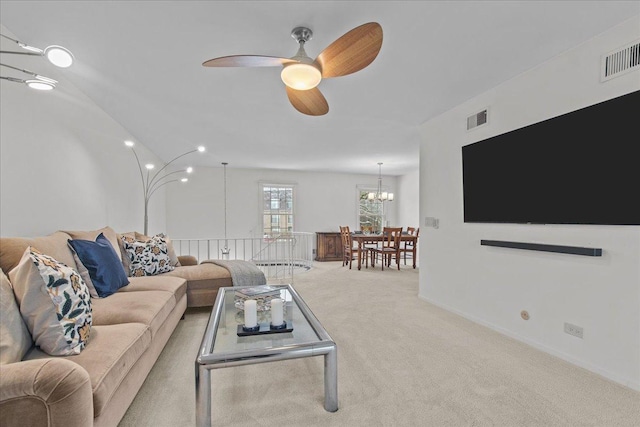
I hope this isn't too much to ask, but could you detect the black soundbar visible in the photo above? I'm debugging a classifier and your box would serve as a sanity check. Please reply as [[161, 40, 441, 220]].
[[480, 240, 602, 257]]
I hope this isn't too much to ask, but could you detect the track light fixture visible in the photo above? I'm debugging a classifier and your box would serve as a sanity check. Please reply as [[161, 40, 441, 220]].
[[0, 62, 58, 90], [0, 33, 74, 91]]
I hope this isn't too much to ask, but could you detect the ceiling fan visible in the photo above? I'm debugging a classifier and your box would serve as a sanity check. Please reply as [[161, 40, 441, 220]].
[[202, 22, 383, 116]]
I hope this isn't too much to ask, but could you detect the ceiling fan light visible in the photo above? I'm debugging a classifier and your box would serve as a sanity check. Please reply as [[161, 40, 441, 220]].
[[25, 79, 55, 90], [281, 63, 321, 90], [44, 45, 74, 68]]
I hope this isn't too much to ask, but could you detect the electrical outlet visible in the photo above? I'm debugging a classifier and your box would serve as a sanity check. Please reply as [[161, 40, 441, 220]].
[[564, 322, 583, 339]]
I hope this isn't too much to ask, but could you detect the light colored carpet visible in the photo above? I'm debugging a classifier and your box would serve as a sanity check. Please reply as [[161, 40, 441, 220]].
[[120, 262, 640, 426]]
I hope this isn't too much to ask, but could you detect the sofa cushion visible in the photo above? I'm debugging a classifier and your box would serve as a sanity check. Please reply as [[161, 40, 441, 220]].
[[9, 247, 92, 356], [164, 263, 232, 307], [0, 231, 76, 276], [90, 290, 176, 338], [67, 233, 129, 298], [63, 226, 123, 263], [166, 263, 232, 281], [0, 270, 33, 364], [24, 322, 151, 418], [118, 276, 187, 305], [120, 235, 175, 277]]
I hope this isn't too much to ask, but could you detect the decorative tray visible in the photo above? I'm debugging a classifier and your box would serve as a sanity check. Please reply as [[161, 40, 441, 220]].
[[237, 322, 293, 336]]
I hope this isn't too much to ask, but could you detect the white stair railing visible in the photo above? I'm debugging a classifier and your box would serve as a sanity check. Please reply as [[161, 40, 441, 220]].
[[172, 232, 313, 284]]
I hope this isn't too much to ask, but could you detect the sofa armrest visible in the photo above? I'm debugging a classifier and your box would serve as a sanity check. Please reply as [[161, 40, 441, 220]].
[[0, 358, 93, 427], [177, 255, 198, 266]]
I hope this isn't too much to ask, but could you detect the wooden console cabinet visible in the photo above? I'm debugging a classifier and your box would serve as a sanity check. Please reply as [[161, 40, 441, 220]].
[[315, 232, 343, 262]]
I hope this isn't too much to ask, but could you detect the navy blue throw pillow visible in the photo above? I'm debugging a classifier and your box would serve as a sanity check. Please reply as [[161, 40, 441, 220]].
[[68, 233, 129, 297]]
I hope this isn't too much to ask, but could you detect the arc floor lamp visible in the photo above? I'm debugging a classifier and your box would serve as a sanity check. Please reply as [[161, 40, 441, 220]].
[[125, 140, 205, 235]]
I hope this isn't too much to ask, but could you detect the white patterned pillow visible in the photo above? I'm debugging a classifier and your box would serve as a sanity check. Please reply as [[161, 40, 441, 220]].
[[121, 235, 175, 277], [132, 232, 181, 267], [152, 233, 181, 267], [9, 247, 92, 356]]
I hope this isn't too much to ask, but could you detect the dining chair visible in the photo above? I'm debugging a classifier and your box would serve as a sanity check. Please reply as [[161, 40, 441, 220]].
[[370, 227, 402, 270], [340, 226, 368, 269], [360, 225, 380, 251], [400, 227, 418, 266]]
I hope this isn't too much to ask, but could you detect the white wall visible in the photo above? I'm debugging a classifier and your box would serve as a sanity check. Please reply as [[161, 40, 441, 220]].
[[165, 166, 404, 239], [419, 17, 640, 390], [0, 26, 418, 242], [397, 170, 420, 230], [0, 25, 164, 237]]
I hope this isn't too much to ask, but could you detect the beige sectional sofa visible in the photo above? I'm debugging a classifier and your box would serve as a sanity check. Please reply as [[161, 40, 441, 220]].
[[0, 227, 233, 427]]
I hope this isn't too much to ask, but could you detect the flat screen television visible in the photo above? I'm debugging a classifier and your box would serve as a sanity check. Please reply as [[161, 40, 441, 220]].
[[462, 90, 640, 225]]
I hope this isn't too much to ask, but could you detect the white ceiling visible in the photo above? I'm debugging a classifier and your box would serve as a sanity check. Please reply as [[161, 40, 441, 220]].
[[1, 1, 638, 175]]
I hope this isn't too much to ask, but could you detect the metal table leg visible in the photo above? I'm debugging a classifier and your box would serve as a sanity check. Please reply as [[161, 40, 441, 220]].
[[324, 344, 338, 412], [196, 363, 212, 427]]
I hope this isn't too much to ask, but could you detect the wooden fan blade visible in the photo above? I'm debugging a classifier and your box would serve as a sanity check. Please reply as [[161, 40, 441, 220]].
[[203, 55, 296, 67], [316, 22, 383, 78], [286, 87, 329, 116]]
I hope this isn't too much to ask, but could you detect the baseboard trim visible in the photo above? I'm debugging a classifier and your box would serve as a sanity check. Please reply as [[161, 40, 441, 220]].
[[418, 294, 640, 392]]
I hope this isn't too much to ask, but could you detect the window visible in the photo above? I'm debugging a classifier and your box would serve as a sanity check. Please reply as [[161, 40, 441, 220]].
[[358, 189, 383, 233], [262, 185, 294, 236]]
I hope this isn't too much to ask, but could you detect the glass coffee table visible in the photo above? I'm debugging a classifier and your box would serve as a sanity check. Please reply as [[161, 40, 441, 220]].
[[195, 284, 338, 426]]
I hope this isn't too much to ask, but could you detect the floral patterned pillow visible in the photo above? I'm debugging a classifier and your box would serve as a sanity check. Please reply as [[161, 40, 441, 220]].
[[120, 235, 175, 277], [9, 247, 92, 356]]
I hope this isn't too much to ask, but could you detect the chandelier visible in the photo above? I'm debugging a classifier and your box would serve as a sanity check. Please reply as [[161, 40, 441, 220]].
[[368, 162, 394, 202]]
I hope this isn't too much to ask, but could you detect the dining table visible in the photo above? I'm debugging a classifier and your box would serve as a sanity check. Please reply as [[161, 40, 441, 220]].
[[351, 232, 417, 270]]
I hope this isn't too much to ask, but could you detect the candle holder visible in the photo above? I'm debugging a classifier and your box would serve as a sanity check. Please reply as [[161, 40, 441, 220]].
[[241, 324, 260, 333], [270, 321, 288, 330]]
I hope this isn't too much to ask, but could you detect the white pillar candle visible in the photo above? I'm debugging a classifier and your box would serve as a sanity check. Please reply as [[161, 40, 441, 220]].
[[243, 300, 257, 328], [271, 298, 284, 326]]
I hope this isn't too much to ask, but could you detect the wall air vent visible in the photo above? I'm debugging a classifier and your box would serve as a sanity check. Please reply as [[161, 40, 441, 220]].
[[601, 39, 640, 82], [467, 109, 488, 131]]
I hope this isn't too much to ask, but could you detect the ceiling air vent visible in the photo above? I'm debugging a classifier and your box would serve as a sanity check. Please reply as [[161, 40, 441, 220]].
[[601, 39, 640, 82], [467, 109, 488, 131]]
